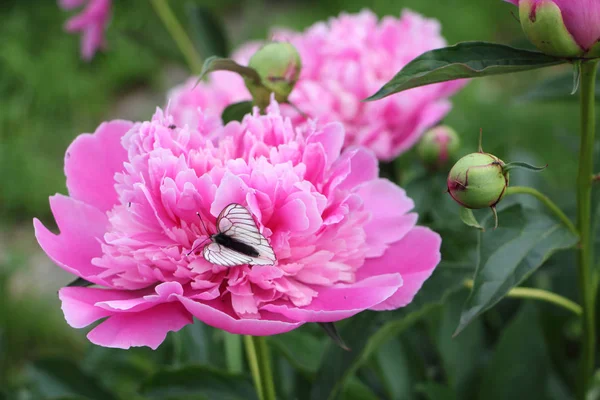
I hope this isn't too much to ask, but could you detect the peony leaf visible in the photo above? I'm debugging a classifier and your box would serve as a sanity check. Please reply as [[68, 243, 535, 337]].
[[366, 42, 565, 101], [269, 329, 326, 374], [187, 3, 229, 59], [66, 277, 93, 287], [28, 357, 118, 400], [141, 366, 257, 400], [317, 322, 350, 351], [454, 204, 578, 335], [502, 161, 548, 173], [222, 101, 253, 124], [340, 379, 380, 400], [571, 60, 581, 95], [459, 208, 485, 231], [478, 306, 553, 400], [417, 383, 458, 400], [196, 56, 261, 85]]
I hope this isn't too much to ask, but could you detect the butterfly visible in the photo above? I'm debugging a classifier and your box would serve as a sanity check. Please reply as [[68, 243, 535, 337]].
[[192, 203, 276, 267]]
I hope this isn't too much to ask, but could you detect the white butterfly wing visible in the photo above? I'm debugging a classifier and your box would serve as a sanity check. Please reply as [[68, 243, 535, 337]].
[[204, 203, 276, 266]]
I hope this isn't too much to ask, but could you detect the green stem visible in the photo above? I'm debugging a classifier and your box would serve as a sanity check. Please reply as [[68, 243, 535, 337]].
[[224, 333, 243, 374], [464, 280, 582, 316], [505, 186, 578, 235], [577, 59, 598, 400], [244, 335, 264, 400], [149, 0, 203, 74], [255, 336, 276, 400]]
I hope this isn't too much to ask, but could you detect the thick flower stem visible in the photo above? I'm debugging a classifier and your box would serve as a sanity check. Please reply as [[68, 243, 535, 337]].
[[577, 59, 598, 400], [504, 186, 578, 235], [244, 335, 265, 400], [149, 0, 203, 74], [244, 336, 276, 400]]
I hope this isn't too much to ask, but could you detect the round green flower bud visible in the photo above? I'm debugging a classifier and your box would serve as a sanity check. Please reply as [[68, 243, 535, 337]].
[[518, 0, 584, 58], [245, 42, 302, 109], [447, 152, 509, 209], [417, 126, 460, 169]]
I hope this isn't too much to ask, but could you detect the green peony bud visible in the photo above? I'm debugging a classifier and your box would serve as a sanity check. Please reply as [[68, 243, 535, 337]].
[[447, 152, 509, 209], [245, 42, 302, 109], [417, 126, 460, 169]]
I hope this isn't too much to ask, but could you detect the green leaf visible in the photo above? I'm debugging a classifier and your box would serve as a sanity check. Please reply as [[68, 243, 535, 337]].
[[186, 4, 229, 59], [197, 56, 260, 85], [310, 309, 435, 400], [455, 204, 578, 335], [459, 208, 485, 231], [318, 322, 350, 351], [571, 60, 581, 95], [479, 305, 552, 400], [416, 382, 458, 400], [433, 291, 484, 399], [175, 319, 210, 366], [339, 379, 380, 400], [375, 338, 420, 400], [65, 277, 93, 287], [221, 101, 253, 124], [269, 329, 326, 374], [141, 366, 257, 400], [28, 357, 118, 400], [502, 161, 548, 173], [366, 42, 565, 101]]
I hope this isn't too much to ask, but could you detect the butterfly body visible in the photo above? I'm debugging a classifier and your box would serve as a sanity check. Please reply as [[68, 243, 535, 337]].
[[211, 232, 260, 257], [199, 203, 277, 267]]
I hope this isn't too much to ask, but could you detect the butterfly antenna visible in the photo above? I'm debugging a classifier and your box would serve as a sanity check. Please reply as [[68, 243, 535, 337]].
[[196, 211, 209, 236], [187, 237, 211, 256]]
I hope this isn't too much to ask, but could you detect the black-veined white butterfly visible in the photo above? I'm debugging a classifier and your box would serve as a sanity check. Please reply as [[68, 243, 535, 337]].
[[191, 203, 276, 267]]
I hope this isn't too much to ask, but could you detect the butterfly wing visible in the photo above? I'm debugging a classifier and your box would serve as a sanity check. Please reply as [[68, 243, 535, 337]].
[[214, 203, 276, 265], [202, 242, 256, 267]]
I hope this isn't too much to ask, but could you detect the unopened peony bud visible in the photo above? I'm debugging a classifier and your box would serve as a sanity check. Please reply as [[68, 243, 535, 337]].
[[245, 42, 302, 109], [447, 152, 509, 209], [505, 0, 600, 58], [417, 126, 460, 169]]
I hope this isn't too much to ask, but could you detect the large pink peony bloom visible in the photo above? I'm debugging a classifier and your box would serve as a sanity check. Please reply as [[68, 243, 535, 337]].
[[168, 10, 465, 161], [34, 102, 441, 349], [59, 0, 112, 61]]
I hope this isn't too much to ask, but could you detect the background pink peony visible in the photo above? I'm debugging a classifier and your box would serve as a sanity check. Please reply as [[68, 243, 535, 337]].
[[34, 101, 440, 349], [168, 9, 465, 161], [59, 0, 112, 61]]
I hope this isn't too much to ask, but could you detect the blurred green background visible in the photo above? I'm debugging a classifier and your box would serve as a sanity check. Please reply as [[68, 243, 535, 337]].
[[0, 0, 592, 399]]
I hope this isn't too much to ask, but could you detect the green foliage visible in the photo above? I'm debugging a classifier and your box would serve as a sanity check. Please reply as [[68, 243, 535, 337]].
[[367, 42, 565, 101]]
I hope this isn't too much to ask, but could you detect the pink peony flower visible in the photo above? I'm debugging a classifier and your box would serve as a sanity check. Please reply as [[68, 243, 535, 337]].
[[167, 9, 465, 161], [59, 0, 112, 61], [34, 101, 441, 349], [505, 0, 600, 57]]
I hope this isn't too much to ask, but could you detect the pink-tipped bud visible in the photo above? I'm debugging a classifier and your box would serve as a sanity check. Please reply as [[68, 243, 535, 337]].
[[417, 126, 460, 169]]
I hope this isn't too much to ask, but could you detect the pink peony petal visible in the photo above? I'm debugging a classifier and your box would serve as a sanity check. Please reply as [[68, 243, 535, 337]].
[[261, 274, 403, 322], [358, 226, 441, 310], [551, 0, 600, 50], [59, 286, 141, 328], [176, 296, 302, 335], [357, 179, 417, 257], [34, 195, 111, 286], [65, 120, 132, 212], [87, 302, 192, 350]]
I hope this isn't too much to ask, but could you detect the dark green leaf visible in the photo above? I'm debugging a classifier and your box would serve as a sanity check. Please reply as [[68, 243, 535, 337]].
[[339, 379, 379, 400], [175, 319, 210, 366], [66, 277, 93, 287], [376, 338, 419, 400], [416, 382, 458, 400], [455, 204, 578, 335], [269, 329, 326, 374], [310, 308, 434, 400], [221, 101, 253, 124], [141, 366, 256, 400], [186, 4, 229, 59], [366, 42, 565, 101], [479, 305, 552, 400], [318, 322, 350, 351], [459, 208, 485, 231], [28, 357, 118, 400], [197, 56, 260, 85], [433, 291, 484, 399]]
